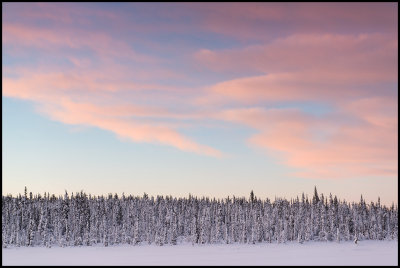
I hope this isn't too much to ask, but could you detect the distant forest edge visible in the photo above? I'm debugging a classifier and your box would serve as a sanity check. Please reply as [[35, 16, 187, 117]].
[[2, 187, 398, 248]]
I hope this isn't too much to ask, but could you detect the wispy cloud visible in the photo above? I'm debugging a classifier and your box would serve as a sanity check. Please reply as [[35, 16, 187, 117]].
[[3, 3, 397, 178], [218, 99, 397, 179], [3, 3, 224, 158], [195, 30, 397, 178], [195, 33, 397, 104], [3, 72, 224, 158]]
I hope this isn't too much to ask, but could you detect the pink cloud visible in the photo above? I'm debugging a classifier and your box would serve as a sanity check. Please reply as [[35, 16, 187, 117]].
[[188, 3, 397, 40], [340, 97, 397, 129], [3, 64, 223, 158], [3, 2, 118, 25], [38, 99, 223, 158], [218, 102, 397, 179], [3, 23, 155, 63], [3, 3, 397, 171], [195, 33, 397, 105], [193, 21, 398, 177], [196, 33, 397, 75]]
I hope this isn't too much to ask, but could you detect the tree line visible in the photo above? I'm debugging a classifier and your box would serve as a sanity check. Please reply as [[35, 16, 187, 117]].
[[2, 187, 398, 247]]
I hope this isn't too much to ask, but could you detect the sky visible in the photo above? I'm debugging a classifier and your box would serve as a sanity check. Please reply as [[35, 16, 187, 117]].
[[2, 3, 398, 205]]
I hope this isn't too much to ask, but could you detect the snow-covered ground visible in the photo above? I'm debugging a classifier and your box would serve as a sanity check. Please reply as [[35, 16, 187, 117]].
[[2, 240, 398, 266]]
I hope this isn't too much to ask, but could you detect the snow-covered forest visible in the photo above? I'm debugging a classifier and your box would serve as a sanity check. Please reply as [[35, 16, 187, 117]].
[[2, 187, 398, 248]]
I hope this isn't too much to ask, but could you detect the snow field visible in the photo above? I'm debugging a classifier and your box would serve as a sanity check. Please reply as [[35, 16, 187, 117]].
[[2, 240, 397, 266]]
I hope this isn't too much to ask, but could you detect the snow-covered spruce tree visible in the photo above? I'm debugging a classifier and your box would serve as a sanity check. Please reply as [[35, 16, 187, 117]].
[[1, 188, 398, 247]]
